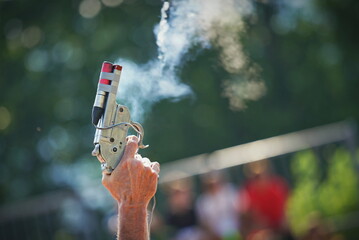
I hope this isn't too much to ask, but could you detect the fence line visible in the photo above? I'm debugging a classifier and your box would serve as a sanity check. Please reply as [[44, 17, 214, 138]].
[[159, 120, 357, 184]]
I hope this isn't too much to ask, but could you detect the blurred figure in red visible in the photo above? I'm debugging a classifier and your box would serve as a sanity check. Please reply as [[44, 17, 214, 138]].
[[196, 170, 240, 240], [238, 160, 293, 240]]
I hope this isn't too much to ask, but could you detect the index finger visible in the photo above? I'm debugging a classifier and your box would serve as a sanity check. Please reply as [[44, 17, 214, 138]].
[[121, 135, 139, 162]]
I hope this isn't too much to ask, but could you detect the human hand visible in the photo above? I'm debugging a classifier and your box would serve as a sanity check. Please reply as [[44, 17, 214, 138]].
[[102, 135, 160, 207]]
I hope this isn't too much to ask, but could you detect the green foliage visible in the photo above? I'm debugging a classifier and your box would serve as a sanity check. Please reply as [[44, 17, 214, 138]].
[[287, 151, 320, 235], [318, 149, 359, 216], [287, 149, 359, 236]]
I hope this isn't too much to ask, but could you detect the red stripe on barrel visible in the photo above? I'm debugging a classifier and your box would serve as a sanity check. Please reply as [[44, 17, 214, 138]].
[[114, 65, 122, 71], [100, 61, 113, 85]]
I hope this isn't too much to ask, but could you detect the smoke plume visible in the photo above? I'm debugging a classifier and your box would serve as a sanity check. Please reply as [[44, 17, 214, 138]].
[[116, 0, 265, 120]]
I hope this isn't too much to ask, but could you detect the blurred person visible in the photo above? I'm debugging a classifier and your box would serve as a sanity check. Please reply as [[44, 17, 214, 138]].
[[148, 210, 168, 240], [300, 212, 333, 240], [238, 160, 292, 240], [195, 170, 240, 240], [163, 177, 203, 240], [99, 135, 160, 240]]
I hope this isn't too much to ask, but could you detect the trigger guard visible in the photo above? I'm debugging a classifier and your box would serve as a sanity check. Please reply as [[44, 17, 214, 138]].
[[131, 122, 149, 149]]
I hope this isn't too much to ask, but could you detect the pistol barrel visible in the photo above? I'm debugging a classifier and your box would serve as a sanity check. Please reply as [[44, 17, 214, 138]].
[[92, 61, 114, 125]]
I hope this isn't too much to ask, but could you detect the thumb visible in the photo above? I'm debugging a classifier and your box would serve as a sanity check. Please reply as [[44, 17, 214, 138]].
[[122, 135, 139, 161]]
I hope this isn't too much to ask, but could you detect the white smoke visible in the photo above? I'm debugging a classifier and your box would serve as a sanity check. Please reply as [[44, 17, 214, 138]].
[[116, 0, 265, 120], [116, 58, 192, 120]]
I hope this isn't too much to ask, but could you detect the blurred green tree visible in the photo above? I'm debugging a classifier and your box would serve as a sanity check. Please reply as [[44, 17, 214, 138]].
[[287, 149, 359, 236]]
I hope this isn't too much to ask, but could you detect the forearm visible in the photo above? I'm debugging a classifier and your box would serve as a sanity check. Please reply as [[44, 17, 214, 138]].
[[117, 202, 149, 240]]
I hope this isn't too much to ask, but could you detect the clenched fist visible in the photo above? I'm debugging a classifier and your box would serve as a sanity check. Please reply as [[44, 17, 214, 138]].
[[102, 135, 160, 206]]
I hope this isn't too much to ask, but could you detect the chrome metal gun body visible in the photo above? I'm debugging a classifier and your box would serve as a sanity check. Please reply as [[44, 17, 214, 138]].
[[91, 61, 147, 174]]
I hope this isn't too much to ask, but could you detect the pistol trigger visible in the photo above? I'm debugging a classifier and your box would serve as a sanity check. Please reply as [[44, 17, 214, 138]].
[[139, 139, 149, 149]]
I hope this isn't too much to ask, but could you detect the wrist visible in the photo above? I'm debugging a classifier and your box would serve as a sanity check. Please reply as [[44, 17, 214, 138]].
[[117, 201, 148, 228], [118, 201, 149, 210], [117, 200, 150, 240]]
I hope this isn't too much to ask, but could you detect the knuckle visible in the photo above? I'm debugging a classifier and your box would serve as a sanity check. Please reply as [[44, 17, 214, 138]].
[[152, 162, 160, 173], [144, 165, 152, 172], [154, 161, 160, 169], [131, 159, 143, 168], [150, 170, 158, 179]]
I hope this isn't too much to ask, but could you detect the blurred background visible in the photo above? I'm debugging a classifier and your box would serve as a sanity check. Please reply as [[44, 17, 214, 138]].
[[1, 0, 359, 239]]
